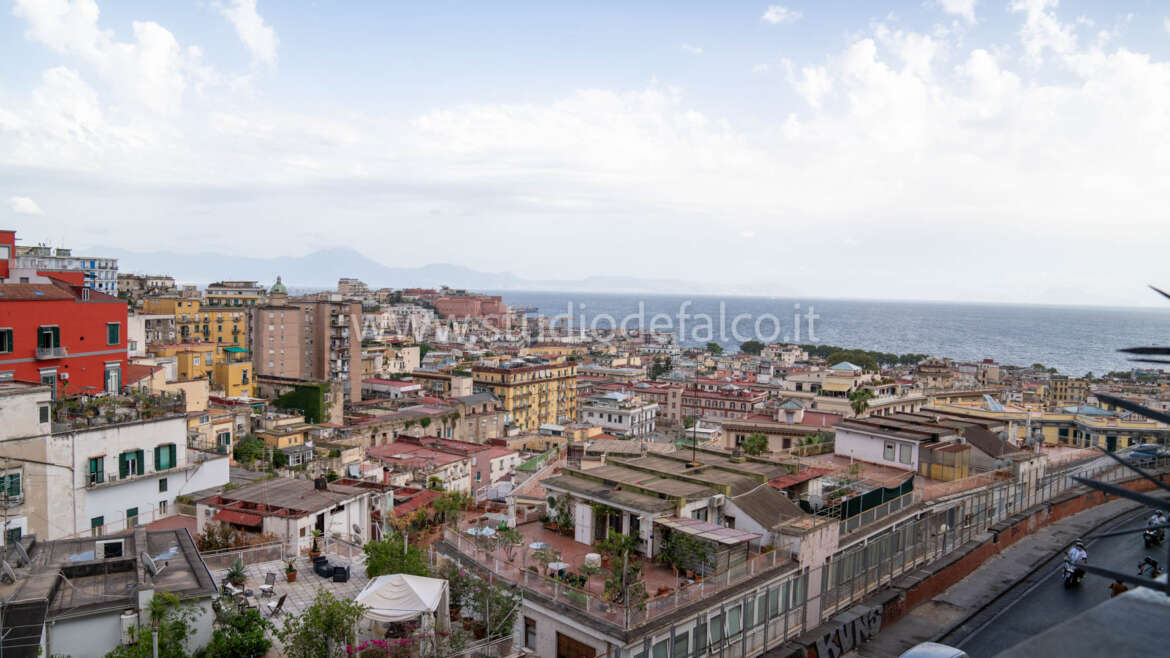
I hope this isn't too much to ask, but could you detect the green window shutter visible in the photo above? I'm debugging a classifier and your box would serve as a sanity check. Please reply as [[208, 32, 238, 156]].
[[170, 444, 177, 469], [119, 453, 129, 479], [136, 450, 145, 475]]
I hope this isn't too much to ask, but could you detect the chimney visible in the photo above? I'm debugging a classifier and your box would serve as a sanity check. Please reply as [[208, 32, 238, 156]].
[[382, 466, 390, 486], [314, 476, 328, 491]]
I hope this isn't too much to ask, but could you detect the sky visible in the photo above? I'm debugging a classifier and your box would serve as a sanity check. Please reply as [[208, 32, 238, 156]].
[[2, 0, 1170, 307]]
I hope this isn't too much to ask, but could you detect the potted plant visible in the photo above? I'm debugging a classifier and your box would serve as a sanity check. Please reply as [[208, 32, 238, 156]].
[[226, 558, 247, 587], [285, 559, 298, 583], [308, 529, 323, 559]]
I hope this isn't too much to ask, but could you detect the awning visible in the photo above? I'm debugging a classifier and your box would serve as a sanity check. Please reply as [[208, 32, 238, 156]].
[[821, 379, 853, 392], [213, 509, 263, 527], [655, 517, 761, 546], [223, 346, 249, 354]]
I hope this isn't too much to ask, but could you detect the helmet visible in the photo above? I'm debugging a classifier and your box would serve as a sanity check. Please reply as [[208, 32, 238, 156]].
[[1074, 539, 1085, 548]]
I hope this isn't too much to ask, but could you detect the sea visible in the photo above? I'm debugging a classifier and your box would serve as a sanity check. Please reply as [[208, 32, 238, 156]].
[[488, 291, 1170, 377]]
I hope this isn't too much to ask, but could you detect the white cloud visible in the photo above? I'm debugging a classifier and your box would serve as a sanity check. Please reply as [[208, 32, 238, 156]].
[[784, 60, 833, 108], [218, 0, 278, 67], [1164, 17, 1170, 36], [5, 0, 1170, 304], [761, 5, 801, 25], [681, 44, 704, 55], [937, 0, 977, 24], [7, 197, 44, 215], [12, 0, 218, 112]]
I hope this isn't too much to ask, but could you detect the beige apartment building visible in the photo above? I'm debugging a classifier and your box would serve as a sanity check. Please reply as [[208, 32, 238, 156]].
[[250, 281, 362, 403]]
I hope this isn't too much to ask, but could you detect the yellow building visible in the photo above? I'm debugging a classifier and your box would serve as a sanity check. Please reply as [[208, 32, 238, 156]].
[[1046, 376, 1089, 405], [211, 347, 254, 398], [141, 296, 250, 348], [930, 402, 1170, 452], [204, 280, 266, 307], [473, 360, 577, 431], [255, 413, 313, 449]]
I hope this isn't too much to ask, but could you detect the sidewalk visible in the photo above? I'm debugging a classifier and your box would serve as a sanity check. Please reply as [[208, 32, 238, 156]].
[[851, 495, 1148, 657]]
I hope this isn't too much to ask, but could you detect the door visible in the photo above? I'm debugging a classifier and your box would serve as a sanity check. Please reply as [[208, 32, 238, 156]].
[[556, 632, 596, 658], [1106, 435, 1117, 452], [573, 502, 592, 545]]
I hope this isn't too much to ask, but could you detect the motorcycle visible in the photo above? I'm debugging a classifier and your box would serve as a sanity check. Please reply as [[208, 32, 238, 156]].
[[1063, 562, 1085, 588], [1143, 528, 1164, 548]]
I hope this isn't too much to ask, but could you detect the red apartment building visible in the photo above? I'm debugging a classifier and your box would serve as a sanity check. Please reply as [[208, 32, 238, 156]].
[[0, 230, 128, 396]]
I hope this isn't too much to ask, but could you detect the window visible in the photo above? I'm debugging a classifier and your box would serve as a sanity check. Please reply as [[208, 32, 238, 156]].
[[91, 516, 104, 536], [88, 457, 104, 485], [694, 621, 707, 653], [37, 326, 60, 349], [159, 478, 168, 493], [710, 613, 723, 643], [672, 633, 689, 657], [158, 500, 167, 515], [6, 527, 21, 545], [106, 322, 120, 345], [652, 639, 668, 658], [39, 404, 50, 424], [1, 472, 21, 503], [884, 442, 895, 461], [524, 617, 536, 650], [119, 450, 145, 478], [126, 508, 139, 528], [899, 444, 913, 465], [0, 329, 11, 354], [154, 444, 177, 471]]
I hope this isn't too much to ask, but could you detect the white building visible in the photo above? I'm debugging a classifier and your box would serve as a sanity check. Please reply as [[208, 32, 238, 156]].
[[579, 392, 658, 438], [195, 477, 380, 548], [832, 416, 959, 472], [13, 245, 119, 294], [362, 378, 422, 398], [0, 384, 230, 543]]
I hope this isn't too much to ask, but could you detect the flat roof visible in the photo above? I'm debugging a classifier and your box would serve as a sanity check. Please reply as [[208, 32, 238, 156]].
[[203, 477, 368, 514], [655, 516, 761, 545], [571, 464, 714, 499], [541, 473, 677, 514]]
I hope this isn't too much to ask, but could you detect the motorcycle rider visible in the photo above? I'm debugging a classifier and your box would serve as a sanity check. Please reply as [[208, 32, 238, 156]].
[[1066, 539, 1088, 582], [1148, 510, 1167, 537]]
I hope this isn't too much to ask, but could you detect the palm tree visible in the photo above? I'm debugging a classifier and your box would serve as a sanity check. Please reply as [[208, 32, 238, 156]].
[[848, 389, 874, 416]]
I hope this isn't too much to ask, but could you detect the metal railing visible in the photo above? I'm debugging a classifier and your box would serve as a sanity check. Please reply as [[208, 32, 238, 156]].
[[444, 455, 1170, 656]]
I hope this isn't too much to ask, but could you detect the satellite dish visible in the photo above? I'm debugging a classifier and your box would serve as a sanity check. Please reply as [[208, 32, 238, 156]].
[[140, 552, 161, 577], [352, 524, 362, 538], [12, 541, 30, 567], [1, 560, 16, 584]]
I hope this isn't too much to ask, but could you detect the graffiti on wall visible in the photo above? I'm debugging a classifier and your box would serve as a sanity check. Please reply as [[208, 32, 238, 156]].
[[813, 606, 882, 658]]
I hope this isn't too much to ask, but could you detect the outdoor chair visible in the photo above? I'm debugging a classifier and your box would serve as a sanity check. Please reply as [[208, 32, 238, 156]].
[[259, 572, 276, 597], [332, 565, 350, 583], [314, 559, 334, 578], [266, 593, 287, 618]]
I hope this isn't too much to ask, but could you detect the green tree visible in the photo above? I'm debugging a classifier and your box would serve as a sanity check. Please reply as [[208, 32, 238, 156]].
[[417, 343, 432, 359], [649, 355, 673, 381], [104, 592, 202, 658], [420, 416, 432, 431], [198, 608, 272, 658], [276, 589, 368, 658], [742, 432, 768, 456], [363, 532, 431, 578], [599, 531, 647, 609], [433, 490, 468, 525], [657, 531, 714, 575], [705, 342, 724, 356], [232, 435, 264, 465], [827, 350, 879, 372], [497, 526, 523, 562], [848, 389, 875, 416], [740, 340, 765, 355]]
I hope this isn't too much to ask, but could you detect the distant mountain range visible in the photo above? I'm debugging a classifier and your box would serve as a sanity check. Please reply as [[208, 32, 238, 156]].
[[99, 246, 759, 295]]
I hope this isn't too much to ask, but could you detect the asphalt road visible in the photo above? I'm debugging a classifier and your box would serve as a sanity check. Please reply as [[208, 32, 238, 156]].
[[952, 505, 1167, 658]]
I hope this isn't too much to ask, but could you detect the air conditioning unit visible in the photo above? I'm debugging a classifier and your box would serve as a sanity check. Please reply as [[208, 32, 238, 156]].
[[59, 372, 69, 381]]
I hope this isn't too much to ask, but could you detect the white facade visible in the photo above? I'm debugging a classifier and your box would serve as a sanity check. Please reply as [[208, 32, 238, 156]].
[[580, 393, 659, 438], [55, 416, 230, 536], [833, 425, 921, 472]]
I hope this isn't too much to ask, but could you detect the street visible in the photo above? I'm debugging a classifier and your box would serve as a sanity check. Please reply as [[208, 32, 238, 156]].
[[951, 505, 1165, 657]]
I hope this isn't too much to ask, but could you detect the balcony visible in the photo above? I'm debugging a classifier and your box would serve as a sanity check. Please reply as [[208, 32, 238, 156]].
[[0, 494, 24, 509], [36, 346, 68, 359]]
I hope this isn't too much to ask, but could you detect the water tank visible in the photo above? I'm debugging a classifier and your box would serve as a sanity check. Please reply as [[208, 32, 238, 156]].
[[119, 610, 137, 645]]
